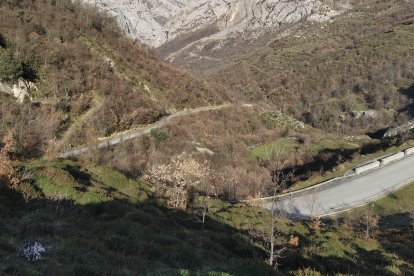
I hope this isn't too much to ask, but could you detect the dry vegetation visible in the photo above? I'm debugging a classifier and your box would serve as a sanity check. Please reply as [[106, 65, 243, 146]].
[[0, 0, 228, 157], [1, 1, 414, 274], [1, 0, 413, 202], [212, 0, 414, 135]]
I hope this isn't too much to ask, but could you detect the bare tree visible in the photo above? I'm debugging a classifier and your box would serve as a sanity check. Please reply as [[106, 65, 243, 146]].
[[145, 154, 211, 209], [361, 209, 379, 240], [188, 173, 218, 230], [304, 189, 322, 231], [249, 146, 297, 269]]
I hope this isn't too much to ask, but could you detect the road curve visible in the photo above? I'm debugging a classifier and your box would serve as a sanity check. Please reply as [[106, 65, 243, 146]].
[[60, 104, 253, 158], [264, 153, 414, 218]]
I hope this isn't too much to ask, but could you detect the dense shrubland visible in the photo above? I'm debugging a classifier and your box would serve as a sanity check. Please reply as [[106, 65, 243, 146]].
[[0, 0, 226, 157]]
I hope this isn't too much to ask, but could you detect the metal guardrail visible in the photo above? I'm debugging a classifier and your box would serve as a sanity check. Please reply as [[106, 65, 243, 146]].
[[250, 145, 414, 203]]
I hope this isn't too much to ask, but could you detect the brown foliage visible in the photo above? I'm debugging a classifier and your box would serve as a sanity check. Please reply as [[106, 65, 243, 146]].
[[0, 0, 228, 157]]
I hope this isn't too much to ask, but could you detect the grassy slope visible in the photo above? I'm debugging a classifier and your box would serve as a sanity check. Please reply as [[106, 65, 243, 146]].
[[1, 160, 413, 275], [0, 160, 275, 276]]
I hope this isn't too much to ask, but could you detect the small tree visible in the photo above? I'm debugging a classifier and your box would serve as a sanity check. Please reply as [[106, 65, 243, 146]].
[[361, 210, 379, 240], [0, 50, 23, 83], [146, 154, 211, 209], [249, 147, 297, 269], [150, 127, 168, 148], [304, 190, 322, 231]]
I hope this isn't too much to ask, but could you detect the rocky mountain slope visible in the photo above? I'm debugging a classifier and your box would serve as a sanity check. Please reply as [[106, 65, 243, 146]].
[[83, 0, 350, 70]]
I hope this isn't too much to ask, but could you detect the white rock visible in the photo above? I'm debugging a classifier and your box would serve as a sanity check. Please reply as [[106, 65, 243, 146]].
[[19, 242, 46, 262], [0, 79, 35, 103], [82, 0, 350, 48]]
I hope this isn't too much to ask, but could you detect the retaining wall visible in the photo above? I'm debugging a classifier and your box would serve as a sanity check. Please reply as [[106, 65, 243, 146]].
[[380, 152, 405, 165], [354, 161, 381, 174], [404, 147, 414, 156]]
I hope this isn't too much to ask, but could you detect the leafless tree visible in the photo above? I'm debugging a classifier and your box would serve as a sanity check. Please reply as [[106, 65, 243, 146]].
[[361, 209, 379, 240], [249, 146, 297, 269], [304, 189, 322, 230]]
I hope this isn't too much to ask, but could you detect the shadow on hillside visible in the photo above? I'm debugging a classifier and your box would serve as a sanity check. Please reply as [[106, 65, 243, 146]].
[[3, 182, 414, 275], [0, 184, 277, 276], [366, 128, 389, 139], [278, 136, 409, 189], [399, 84, 414, 117], [281, 216, 414, 275], [378, 212, 414, 270], [64, 164, 93, 187]]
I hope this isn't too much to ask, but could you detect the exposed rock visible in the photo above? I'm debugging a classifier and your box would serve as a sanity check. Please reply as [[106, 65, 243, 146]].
[[82, 0, 350, 69], [384, 120, 414, 138], [19, 242, 46, 262], [83, 0, 349, 48], [350, 110, 380, 119], [196, 146, 215, 155], [0, 79, 35, 103]]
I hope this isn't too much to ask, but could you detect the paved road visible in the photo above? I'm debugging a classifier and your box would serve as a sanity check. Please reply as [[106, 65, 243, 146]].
[[264, 154, 414, 218], [59, 104, 253, 158]]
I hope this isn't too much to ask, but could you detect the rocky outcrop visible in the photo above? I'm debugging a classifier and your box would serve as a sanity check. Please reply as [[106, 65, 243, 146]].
[[0, 79, 35, 103], [350, 110, 380, 120], [84, 0, 346, 47], [384, 120, 414, 138], [82, 0, 350, 69]]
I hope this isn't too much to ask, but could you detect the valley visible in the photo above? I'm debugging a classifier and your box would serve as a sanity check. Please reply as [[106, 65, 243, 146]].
[[0, 0, 413, 275]]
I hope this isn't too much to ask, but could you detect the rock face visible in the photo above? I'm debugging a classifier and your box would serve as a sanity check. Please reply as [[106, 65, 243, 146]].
[[0, 79, 35, 103], [83, 0, 350, 70]]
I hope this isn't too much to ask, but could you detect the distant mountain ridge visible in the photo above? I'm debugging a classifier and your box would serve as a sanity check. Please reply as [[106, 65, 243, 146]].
[[83, 0, 350, 70]]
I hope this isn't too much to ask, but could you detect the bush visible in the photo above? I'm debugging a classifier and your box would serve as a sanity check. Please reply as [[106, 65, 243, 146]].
[[0, 50, 23, 83], [151, 128, 168, 142]]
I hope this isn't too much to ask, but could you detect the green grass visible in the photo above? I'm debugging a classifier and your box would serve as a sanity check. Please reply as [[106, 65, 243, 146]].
[[250, 137, 300, 161], [250, 134, 362, 162], [1, 160, 276, 276], [1, 159, 414, 275], [19, 159, 149, 205], [310, 138, 359, 153]]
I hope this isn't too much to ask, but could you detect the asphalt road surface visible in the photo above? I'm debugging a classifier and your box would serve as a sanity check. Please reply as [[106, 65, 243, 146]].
[[264, 153, 414, 218]]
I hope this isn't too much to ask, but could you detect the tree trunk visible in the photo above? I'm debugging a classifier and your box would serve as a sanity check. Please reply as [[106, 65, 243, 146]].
[[269, 219, 275, 266]]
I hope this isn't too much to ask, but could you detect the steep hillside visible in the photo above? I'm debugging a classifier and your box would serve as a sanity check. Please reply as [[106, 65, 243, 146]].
[[0, 0, 228, 157], [82, 0, 350, 71], [1, 159, 413, 275], [212, 0, 414, 135]]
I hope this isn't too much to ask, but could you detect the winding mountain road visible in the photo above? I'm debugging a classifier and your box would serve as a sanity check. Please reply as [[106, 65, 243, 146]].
[[264, 153, 414, 218], [59, 103, 253, 158]]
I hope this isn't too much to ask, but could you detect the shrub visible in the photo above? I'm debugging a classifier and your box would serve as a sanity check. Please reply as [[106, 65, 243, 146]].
[[150, 128, 168, 142], [0, 50, 23, 83]]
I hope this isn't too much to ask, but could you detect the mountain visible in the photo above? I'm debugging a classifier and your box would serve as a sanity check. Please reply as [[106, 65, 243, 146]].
[[82, 0, 350, 71], [211, 0, 414, 134], [1, 1, 414, 275], [0, 0, 227, 158]]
